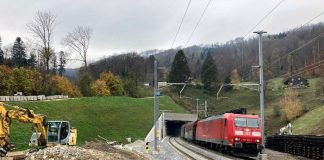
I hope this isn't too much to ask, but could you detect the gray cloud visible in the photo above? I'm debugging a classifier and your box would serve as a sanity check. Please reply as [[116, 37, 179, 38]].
[[0, 0, 324, 67]]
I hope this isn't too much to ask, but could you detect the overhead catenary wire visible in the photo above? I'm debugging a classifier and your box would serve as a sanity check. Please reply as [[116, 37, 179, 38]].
[[200, 0, 285, 78], [240, 14, 324, 81], [243, 0, 286, 39], [184, 0, 212, 47], [303, 11, 324, 27], [171, 0, 192, 49]]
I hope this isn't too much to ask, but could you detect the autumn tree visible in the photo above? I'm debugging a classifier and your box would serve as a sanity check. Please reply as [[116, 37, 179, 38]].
[[12, 68, 34, 95], [62, 26, 92, 69], [47, 75, 80, 97], [12, 37, 27, 67], [230, 68, 240, 89], [90, 80, 111, 96], [0, 65, 14, 95], [280, 88, 303, 122], [201, 53, 219, 91], [168, 50, 191, 83], [28, 11, 56, 73], [99, 72, 123, 96]]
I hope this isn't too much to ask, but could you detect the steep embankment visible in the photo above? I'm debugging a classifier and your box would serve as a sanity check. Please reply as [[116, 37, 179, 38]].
[[8, 96, 186, 150]]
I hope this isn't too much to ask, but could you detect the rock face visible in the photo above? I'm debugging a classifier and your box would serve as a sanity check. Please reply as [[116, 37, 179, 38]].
[[25, 143, 144, 160]]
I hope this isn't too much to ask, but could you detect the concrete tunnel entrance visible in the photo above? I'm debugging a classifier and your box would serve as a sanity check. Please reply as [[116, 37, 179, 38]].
[[165, 120, 187, 137], [145, 113, 197, 142]]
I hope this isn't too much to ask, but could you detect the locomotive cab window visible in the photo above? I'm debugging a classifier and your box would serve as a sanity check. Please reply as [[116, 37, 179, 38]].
[[234, 118, 246, 127], [247, 118, 259, 128], [234, 118, 259, 128]]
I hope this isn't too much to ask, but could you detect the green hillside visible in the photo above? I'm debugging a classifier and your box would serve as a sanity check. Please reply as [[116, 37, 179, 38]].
[[292, 105, 324, 135], [167, 78, 323, 135], [8, 96, 186, 150]]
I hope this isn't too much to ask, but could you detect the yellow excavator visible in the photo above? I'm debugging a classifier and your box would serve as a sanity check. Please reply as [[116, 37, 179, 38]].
[[0, 102, 77, 157]]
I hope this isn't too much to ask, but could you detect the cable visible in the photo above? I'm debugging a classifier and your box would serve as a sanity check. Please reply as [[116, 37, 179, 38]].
[[243, 0, 286, 39], [303, 11, 324, 27], [200, 0, 285, 79], [184, 0, 212, 47], [279, 58, 324, 78], [241, 27, 324, 81], [242, 8, 324, 78], [171, 0, 192, 49]]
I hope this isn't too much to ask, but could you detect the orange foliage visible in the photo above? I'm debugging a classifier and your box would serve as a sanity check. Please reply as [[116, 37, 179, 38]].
[[99, 72, 123, 96], [47, 75, 80, 97], [90, 80, 111, 96], [280, 88, 303, 122]]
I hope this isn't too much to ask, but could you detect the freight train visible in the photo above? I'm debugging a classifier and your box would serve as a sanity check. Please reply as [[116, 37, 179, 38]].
[[180, 109, 264, 155]]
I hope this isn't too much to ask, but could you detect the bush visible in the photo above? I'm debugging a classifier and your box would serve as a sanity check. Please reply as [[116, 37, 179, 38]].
[[122, 78, 138, 97], [100, 72, 123, 96], [0, 66, 44, 95], [47, 75, 81, 97], [0, 65, 14, 95], [90, 80, 111, 96], [280, 88, 303, 122]]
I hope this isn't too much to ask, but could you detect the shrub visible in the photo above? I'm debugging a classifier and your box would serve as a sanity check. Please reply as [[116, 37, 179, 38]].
[[90, 80, 111, 96], [99, 72, 123, 96], [47, 75, 80, 97], [0, 65, 14, 95], [280, 88, 303, 122]]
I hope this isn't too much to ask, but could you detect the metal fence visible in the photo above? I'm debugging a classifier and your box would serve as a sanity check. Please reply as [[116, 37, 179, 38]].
[[266, 135, 324, 160], [0, 95, 69, 102]]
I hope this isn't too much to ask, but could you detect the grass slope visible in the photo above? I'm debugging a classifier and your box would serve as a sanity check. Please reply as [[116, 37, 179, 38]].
[[8, 96, 186, 150], [292, 105, 324, 135]]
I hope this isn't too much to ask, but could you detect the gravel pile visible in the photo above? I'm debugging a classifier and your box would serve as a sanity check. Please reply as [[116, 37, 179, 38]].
[[26, 145, 108, 160], [25, 143, 144, 160]]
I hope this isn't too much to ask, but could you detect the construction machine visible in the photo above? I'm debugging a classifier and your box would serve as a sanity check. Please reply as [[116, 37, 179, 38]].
[[0, 102, 77, 157]]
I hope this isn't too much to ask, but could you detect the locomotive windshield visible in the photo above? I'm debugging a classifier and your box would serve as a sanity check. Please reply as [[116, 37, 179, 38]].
[[234, 118, 259, 128]]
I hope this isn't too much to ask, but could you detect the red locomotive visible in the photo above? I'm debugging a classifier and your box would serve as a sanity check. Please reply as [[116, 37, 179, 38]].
[[181, 109, 264, 155]]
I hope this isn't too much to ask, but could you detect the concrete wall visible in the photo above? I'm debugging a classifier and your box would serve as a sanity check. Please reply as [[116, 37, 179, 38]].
[[0, 95, 69, 102], [145, 113, 198, 142]]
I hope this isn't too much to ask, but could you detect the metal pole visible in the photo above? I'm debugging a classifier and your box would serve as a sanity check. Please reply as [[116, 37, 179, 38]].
[[196, 98, 200, 118], [204, 100, 207, 118], [254, 31, 267, 146], [153, 60, 158, 151]]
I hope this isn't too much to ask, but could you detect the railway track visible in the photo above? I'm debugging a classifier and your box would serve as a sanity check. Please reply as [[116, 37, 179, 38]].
[[168, 137, 236, 160]]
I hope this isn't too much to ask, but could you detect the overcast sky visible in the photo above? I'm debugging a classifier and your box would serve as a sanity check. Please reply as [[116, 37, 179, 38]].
[[0, 0, 324, 68]]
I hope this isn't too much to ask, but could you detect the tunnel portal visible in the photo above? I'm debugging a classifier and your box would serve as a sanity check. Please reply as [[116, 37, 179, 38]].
[[165, 120, 187, 137]]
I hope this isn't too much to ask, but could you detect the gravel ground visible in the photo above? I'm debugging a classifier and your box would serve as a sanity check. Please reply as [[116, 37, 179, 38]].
[[130, 137, 189, 160], [25, 142, 144, 160], [266, 149, 311, 160]]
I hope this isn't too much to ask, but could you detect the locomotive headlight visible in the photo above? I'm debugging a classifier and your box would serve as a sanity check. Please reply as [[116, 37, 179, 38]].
[[235, 137, 240, 141], [252, 131, 261, 136], [235, 130, 244, 135], [255, 139, 260, 143]]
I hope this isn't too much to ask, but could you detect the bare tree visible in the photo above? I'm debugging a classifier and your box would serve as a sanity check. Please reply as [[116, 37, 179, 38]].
[[27, 11, 56, 73], [62, 26, 92, 69]]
